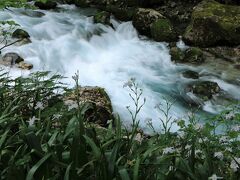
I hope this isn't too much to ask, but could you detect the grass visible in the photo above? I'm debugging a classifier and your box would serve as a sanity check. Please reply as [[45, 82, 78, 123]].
[[0, 70, 239, 180]]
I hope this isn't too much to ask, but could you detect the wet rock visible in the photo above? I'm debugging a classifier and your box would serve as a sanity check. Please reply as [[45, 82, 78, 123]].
[[12, 29, 30, 39], [183, 0, 240, 47], [0, 53, 24, 66], [182, 70, 199, 79], [17, 61, 33, 70], [93, 11, 111, 26], [105, 5, 136, 21], [150, 18, 177, 42], [34, 1, 57, 10], [184, 47, 204, 64], [21, 10, 45, 18], [170, 47, 185, 62], [205, 46, 240, 63], [187, 81, 221, 100], [67, 86, 113, 127], [132, 8, 164, 36]]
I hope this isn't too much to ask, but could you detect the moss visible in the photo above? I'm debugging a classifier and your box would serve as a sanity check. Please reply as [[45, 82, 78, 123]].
[[93, 11, 111, 25], [150, 18, 177, 42], [184, 47, 204, 64]]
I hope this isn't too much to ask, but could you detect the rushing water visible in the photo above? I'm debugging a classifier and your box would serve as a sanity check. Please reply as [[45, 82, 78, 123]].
[[0, 5, 239, 131]]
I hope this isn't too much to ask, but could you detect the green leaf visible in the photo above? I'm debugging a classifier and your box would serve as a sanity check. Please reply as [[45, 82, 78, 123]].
[[83, 135, 101, 159], [119, 168, 130, 180], [26, 153, 52, 180], [64, 163, 72, 180], [133, 157, 140, 180]]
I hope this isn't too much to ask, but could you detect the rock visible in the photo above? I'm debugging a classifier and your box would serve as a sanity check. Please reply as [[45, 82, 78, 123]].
[[0, 53, 24, 66], [182, 70, 199, 79], [17, 61, 33, 70], [12, 29, 30, 39], [184, 47, 204, 64], [67, 87, 113, 127], [93, 11, 111, 26], [150, 18, 177, 42], [105, 6, 136, 21], [170, 47, 185, 62], [34, 1, 57, 10], [132, 8, 164, 36], [21, 10, 45, 18], [187, 81, 221, 100], [183, 0, 240, 47], [205, 46, 240, 63]]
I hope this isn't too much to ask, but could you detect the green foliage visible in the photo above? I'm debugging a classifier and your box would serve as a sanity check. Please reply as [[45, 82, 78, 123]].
[[0, 0, 33, 9], [0, 70, 239, 179]]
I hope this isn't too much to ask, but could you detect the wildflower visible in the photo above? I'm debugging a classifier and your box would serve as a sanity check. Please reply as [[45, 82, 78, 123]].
[[134, 133, 143, 144], [53, 114, 62, 120], [208, 174, 223, 180], [225, 147, 232, 152], [35, 102, 44, 110], [230, 157, 240, 172], [231, 125, 240, 132], [123, 78, 135, 88], [195, 149, 202, 155], [162, 147, 175, 155], [28, 116, 38, 126], [199, 138, 208, 143], [64, 100, 78, 111], [194, 123, 203, 130], [219, 136, 228, 143], [214, 152, 224, 160], [225, 111, 235, 120]]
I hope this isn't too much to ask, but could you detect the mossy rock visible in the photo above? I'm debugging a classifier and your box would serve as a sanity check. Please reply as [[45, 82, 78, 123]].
[[150, 18, 177, 42], [170, 47, 185, 62], [106, 5, 136, 21], [1, 52, 24, 66], [188, 81, 221, 100], [183, 0, 240, 47], [184, 47, 204, 64], [94, 11, 111, 26], [12, 29, 30, 39], [132, 8, 164, 36]]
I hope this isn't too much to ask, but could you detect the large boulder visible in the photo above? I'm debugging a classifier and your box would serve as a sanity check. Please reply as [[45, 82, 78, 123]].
[[132, 8, 165, 36], [183, 0, 240, 47], [66, 87, 113, 127], [150, 18, 177, 42], [34, 1, 57, 10]]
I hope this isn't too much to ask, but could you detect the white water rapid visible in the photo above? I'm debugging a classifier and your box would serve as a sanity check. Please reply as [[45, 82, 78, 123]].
[[0, 5, 239, 132]]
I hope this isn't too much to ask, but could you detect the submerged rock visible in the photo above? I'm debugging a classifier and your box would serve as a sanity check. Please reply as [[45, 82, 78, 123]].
[[21, 10, 45, 18], [34, 1, 57, 10], [182, 70, 199, 79], [187, 81, 221, 100], [183, 0, 240, 47], [12, 29, 30, 39], [67, 87, 113, 127]]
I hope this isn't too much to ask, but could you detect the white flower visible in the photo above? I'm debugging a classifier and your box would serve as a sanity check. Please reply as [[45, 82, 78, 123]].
[[28, 116, 38, 126], [64, 100, 78, 111], [134, 133, 143, 144], [231, 125, 240, 132], [53, 114, 62, 120], [225, 147, 232, 152], [225, 111, 235, 120], [208, 174, 223, 180], [214, 152, 224, 160], [195, 149, 202, 155], [35, 102, 44, 110], [199, 137, 208, 143], [219, 136, 228, 143], [185, 145, 191, 150], [194, 123, 204, 130], [123, 78, 135, 88], [178, 131, 185, 138], [162, 147, 175, 155], [230, 158, 240, 172]]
